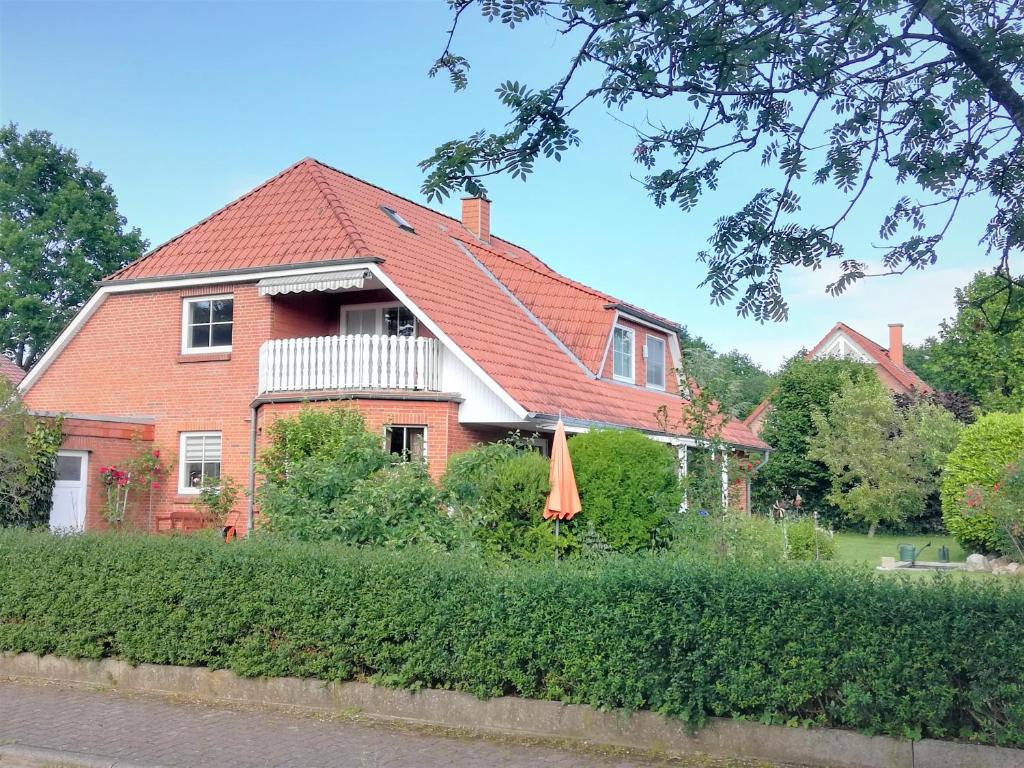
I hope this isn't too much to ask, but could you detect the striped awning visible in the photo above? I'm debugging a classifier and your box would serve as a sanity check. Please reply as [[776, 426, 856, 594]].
[[257, 269, 369, 296]]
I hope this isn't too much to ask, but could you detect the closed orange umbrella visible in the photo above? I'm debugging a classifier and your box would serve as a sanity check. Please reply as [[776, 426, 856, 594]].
[[544, 418, 581, 527]]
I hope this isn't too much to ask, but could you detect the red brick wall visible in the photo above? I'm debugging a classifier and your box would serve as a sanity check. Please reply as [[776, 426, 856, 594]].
[[59, 418, 156, 532], [270, 293, 337, 339], [600, 318, 676, 392], [258, 398, 501, 480], [25, 283, 268, 532]]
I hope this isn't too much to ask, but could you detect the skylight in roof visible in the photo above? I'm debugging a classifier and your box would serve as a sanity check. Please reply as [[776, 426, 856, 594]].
[[379, 205, 415, 233]]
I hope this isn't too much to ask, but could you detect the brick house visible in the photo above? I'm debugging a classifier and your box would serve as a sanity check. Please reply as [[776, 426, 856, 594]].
[[19, 158, 768, 533], [744, 322, 931, 436]]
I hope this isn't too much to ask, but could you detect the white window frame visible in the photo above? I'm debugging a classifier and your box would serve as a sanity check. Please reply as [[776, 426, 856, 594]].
[[612, 324, 635, 383], [384, 424, 428, 462], [181, 294, 234, 354], [178, 431, 223, 494], [644, 334, 666, 390], [340, 302, 417, 337]]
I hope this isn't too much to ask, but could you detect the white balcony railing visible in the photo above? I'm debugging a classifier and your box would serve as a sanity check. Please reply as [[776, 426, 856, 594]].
[[258, 335, 442, 394]]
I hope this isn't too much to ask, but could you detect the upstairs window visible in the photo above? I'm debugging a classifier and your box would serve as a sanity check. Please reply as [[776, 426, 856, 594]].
[[183, 295, 233, 353], [383, 306, 416, 337], [385, 425, 426, 462], [612, 325, 634, 382], [645, 335, 666, 389], [179, 432, 222, 493]]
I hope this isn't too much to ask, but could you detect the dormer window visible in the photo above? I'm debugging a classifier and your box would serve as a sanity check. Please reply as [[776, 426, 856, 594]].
[[182, 295, 233, 353], [380, 205, 415, 233], [612, 325, 634, 383], [645, 335, 666, 389]]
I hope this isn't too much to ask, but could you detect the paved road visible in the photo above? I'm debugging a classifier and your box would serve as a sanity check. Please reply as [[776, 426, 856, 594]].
[[0, 681, 777, 768]]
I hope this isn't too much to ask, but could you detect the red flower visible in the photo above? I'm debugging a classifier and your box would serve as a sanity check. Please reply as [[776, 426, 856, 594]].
[[153, 450, 160, 458], [746, 463, 753, 471], [994, 482, 1001, 492], [152, 481, 161, 489]]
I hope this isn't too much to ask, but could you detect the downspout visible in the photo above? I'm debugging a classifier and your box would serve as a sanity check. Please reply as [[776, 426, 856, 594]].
[[247, 402, 262, 536]]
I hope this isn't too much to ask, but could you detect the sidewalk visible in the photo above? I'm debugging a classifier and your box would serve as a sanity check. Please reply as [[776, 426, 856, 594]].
[[0, 681, 772, 768]]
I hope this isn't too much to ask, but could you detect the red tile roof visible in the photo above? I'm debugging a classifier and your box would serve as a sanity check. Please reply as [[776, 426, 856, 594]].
[[807, 323, 930, 393], [743, 322, 931, 433], [0, 357, 25, 387], [110, 159, 768, 450]]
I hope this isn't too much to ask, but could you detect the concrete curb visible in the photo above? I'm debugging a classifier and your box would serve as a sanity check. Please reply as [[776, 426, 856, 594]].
[[0, 743, 164, 768], [1, 653, 1019, 768]]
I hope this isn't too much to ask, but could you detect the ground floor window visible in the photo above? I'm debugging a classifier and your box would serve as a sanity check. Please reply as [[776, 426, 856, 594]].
[[385, 425, 426, 462], [179, 432, 222, 493]]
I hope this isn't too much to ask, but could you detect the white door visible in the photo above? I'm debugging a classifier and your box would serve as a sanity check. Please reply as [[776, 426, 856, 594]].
[[50, 450, 88, 532]]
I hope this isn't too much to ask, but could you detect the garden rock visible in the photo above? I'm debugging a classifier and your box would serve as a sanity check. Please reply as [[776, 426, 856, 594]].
[[965, 553, 989, 572]]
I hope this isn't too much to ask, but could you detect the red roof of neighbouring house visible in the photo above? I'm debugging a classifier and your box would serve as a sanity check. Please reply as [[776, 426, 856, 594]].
[[109, 158, 768, 450], [743, 322, 931, 434], [0, 357, 25, 387], [807, 322, 930, 393]]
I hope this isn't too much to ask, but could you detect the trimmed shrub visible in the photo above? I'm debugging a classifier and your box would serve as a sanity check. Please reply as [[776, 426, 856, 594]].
[[1, 530, 1023, 745], [257, 408, 396, 539], [332, 462, 454, 551], [941, 412, 1024, 552], [568, 429, 681, 551], [785, 518, 837, 561], [442, 440, 550, 559]]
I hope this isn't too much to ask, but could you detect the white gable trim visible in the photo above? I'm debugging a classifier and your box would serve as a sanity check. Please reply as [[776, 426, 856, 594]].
[[813, 330, 872, 364], [365, 262, 528, 419], [20, 260, 527, 421]]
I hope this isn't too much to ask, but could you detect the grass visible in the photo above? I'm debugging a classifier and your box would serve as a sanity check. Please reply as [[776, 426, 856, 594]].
[[833, 532, 967, 566]]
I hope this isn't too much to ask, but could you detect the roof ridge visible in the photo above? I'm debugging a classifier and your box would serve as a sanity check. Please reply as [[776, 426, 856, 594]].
[[108, 157, 314, 280], [456, 234, 618, 304], [303, 161, 372, 258]]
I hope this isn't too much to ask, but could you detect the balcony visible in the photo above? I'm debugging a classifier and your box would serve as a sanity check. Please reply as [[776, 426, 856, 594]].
[[258, 334, 442, 395]]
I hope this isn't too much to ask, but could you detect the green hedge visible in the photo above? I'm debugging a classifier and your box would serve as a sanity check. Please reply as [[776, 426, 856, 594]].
[[1, 531, 1023, 746]]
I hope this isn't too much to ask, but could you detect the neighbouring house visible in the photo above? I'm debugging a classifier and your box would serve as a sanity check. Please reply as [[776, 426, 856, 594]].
[[19, 158, 768, 534], [1, 357, 25, 388], [744, 321, 931, 436]]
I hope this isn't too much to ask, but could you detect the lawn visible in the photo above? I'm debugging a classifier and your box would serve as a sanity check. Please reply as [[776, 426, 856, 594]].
[[834, 532, 967, 566]]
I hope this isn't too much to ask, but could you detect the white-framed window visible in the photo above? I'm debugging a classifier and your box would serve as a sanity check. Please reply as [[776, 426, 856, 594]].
[[178, 432, 222, 493], [182, 295, 233, 353], [612, 325, 634, 382], [342, 303, 417, 338], [384, 425, 426, 462], [645, 334, 666, 390]]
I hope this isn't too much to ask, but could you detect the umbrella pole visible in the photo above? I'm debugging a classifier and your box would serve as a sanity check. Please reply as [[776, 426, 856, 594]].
[[555, 518, 560, 563]]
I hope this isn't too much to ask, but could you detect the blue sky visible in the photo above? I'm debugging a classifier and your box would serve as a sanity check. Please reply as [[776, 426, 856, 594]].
[[1, 1, 992, 369]]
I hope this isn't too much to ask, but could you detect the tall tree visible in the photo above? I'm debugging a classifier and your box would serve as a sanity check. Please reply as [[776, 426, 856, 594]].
[[0, 125, 146, 369], [752, 357, 876, 518], [808, 376, 962, 535], [423, 1, 1024, 321], [906, 271, 1024, 412], [680, 343, 774, 419]]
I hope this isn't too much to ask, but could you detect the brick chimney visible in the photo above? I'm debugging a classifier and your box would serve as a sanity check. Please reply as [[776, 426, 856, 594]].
[[461, 197, 490, 242], [888, 323, 904, 366]]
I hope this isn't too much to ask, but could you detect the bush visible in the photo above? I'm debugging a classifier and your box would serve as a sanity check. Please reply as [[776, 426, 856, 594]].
[[941, 412, 1024, 552], [257, 408, 396, 538], [332, 462, 454, 551], [785, 518, 837, 561], [0, 377, 62, 528], [965, 459, 1024, 560], [442, 440, 550, 559], [672, 511, 784, 565], [568, 429, 681, 551], [2, 530, 1023, 745]]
